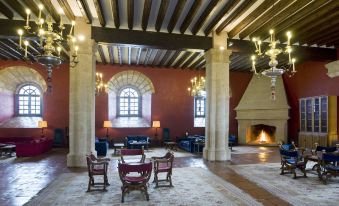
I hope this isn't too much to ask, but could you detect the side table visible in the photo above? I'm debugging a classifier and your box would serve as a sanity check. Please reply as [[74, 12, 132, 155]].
[[113, 143, 125, 155]]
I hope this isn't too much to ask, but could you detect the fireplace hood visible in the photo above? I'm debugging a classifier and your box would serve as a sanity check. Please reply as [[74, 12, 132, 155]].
[[235, 75, 290, 145]]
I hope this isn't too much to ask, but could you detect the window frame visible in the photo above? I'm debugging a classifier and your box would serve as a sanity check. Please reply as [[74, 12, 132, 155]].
[[117, 86, 142, 117], [194, 97, 206, 118], [15, 83, 43, 117]]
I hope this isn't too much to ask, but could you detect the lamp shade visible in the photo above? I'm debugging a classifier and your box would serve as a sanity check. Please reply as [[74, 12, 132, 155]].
[[152, 121, 160, 128], [103, 120, 112, 128], [38, 120, 48, 128]]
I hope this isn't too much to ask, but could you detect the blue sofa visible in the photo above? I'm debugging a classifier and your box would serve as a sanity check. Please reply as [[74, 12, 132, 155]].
[[95, 138, 109, 156], [125, 135, 150, 149], [178, 135, 204, 153]]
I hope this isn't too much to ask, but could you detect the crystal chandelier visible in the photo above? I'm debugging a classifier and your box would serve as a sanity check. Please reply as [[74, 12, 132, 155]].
[[187, 76, 206, 97], [17, 5, 80, 92], [95, 72, 107, 95], [251, 29, 296, 100]]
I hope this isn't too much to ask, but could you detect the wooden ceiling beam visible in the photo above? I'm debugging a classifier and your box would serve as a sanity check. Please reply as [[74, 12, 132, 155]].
[[143, 48, 152, 66], [0, 45, 20, 59], [57, 0, 75, 21], [77, 0, 93, 24], [155, 0, 170, 32], [191, 0, 220, 35], [167, 0, 187, 33], [128, 46, 131, 65], [0, 1, 14, 19], [4, 0, 26, 19], [0, 40, 23, 59], [93, 0, 105, 26], [111, 0, 120, 28], [190, 55, 204, 69], [299, 22, 339, 45], [92, 26, 211, 50], [150, 49, 159, 66], [165, 51, 180, 67], [158, 50, 172, 66], [204, 0, 241, 35], [142, 0, 152, 31], [216, 0, 256, 34], [98, 45, 106, 64], [127, 0, 134, 30], [181, 52, 200, 68], [40, 0, 60, 22], [238, 0, 294, 39], [180, 0, 202, 34], [174, 51, 191, 68], [228, 0, 274, 38], [117, 46, 122, 65], [312, 29, 339, 46], [250, 0, 314, 39], [195, 59, 206, 70], [136, 48, 142, 65], [108, 45, 114, 64], [276, 1, 339, 42]]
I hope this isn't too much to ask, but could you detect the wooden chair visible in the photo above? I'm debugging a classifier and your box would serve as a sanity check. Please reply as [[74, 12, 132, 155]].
[[118, 162, 152, 203], [151, 151, 174, 187], [306, 143, 337, 176], [86, 153, 110, 192], [120, 148, 146, 164], [280, 149, 308, 179], [319, 152, 339, 184]]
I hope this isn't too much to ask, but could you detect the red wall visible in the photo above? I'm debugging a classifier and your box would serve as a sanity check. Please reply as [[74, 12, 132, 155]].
[[0, 93, 14, 122], [283, 60, 339, 142], [0, 60, 251, 142], [0, 61, 69, 138]]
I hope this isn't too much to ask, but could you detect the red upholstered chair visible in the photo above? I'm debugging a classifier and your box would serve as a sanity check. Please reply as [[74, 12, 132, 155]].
[[118, 162, 153, 203], [120, 148, 146, 164], [86, 153, 110, 192], [151, 151, 174, 187]]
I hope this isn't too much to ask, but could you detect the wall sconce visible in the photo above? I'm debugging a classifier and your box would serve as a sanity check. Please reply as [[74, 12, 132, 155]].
[[38, 120, 48, 137], [103, 120, 112, 138], [152, 121, 160, 139]]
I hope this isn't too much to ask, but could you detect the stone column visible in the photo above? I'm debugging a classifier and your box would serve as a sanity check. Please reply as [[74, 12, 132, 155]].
[[203, 31, 232, 161], [67, 18, 96, 167]]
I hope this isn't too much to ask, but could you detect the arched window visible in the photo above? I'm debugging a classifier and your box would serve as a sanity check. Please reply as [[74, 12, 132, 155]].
[[117, 87, 141, 117], [16, 84, 42, 116]]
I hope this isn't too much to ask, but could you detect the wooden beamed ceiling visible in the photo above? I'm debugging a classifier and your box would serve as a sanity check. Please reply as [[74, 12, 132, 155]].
[[0, 0, 337, 71]]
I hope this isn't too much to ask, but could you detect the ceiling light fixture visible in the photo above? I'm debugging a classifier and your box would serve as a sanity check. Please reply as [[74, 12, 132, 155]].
[[17, 5, 81, 92]]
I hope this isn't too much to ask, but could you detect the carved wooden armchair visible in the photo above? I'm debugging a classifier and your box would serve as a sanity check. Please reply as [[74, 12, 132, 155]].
[[86, 153, 110, 192], [280, 149, 308, 179], [118, 162, 152, 203], [151, 151, 174, 187], [306, 143, 337, 176], [319, 152, 339, 184], [120, 148, 146, 164]]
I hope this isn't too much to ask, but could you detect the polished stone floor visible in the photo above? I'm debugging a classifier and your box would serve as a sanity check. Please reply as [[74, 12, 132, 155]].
[[0, 147, 290, 206]]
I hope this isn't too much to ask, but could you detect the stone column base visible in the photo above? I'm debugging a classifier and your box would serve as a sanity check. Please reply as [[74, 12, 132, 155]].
[[203, 148, 231, 161], [67, 153, 88, 167]]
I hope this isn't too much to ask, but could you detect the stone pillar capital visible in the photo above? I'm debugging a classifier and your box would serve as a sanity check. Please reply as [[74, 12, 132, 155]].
[[204, 49, 232, 64]]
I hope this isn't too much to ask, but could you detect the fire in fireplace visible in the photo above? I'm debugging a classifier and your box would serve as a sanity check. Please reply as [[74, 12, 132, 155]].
[[246, 124, 276, 145]]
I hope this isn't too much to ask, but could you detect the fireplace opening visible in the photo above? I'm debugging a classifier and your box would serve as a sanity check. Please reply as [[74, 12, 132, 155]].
[[246, 124, 276, 145]]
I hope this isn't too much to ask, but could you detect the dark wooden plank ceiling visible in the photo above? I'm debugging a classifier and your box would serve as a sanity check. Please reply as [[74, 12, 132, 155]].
[[0, 0, 337, 72]]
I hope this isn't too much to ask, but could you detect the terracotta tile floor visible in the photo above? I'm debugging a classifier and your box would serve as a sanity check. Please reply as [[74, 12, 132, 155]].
[[0, 147, 290, 206]]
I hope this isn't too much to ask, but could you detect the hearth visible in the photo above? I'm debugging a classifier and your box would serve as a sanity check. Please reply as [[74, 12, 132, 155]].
[[235, 76, 289, 146], [247, 124, 276, 145]]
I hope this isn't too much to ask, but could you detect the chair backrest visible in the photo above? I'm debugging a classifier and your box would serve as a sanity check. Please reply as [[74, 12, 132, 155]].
[[323, 153, 339, 162], [118, 162, 152, 174], [280, 149, 298, 158], [163, 128, 170, 141], [316, 146, 337, 153], [121, 148, 144, 156], [280, 144, 294, 151]]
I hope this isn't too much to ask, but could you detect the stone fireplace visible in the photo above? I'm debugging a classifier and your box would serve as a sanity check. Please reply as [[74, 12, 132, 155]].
[[235, 76, 289, 146]]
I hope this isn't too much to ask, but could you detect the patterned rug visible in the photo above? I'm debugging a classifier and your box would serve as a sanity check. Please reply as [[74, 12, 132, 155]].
[[25, 167, 262, 206], [231, 146, 275, 154], [230, 163, 339, 206]]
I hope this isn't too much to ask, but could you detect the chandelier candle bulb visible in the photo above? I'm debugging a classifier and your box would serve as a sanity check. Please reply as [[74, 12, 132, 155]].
[[74, 46, 79, 55], [24, 40, 29, 58], [17, 29, 23, 47], [69, 21, 75, 35], [38, 4, 43, 20], [25, 9, 31, 27], [287, 31, 292, 46]]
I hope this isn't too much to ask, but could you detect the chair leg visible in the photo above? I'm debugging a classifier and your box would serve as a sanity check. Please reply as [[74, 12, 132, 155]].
[[144, 185, 149, 201], [155, 173, 159, 188], [169, 174, 173, 187], [292, 168, 297, 179], [87, 177, 92, 192], [121, 186, 125, 203]]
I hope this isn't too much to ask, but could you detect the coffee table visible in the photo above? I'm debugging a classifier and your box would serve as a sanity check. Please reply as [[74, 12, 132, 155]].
[[164, 142, 178, 151], [129, 142, 149, 150]]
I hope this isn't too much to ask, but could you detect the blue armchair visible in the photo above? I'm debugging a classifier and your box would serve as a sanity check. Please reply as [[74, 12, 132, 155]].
[[95, 138, 109, 156], [178, 135, 204, 153], [125, 135, 150, 150]]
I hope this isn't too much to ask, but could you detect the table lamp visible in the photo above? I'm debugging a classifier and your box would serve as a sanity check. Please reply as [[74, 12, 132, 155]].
[[103, 120, 112, 138], [152, 121, 160, 139], [38, 120, 48, 137]]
